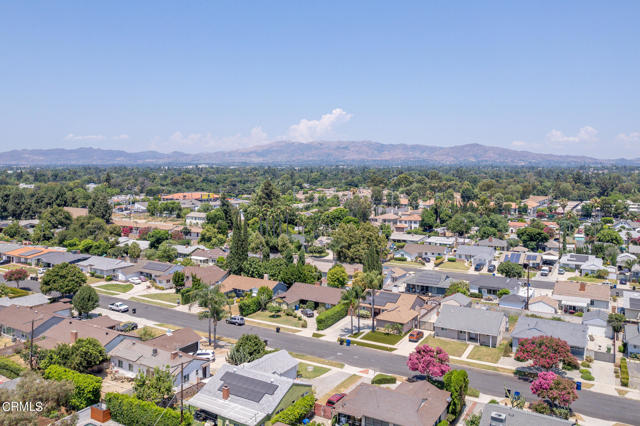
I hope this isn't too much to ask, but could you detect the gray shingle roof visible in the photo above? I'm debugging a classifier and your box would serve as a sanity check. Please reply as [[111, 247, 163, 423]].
[[245, 351, 298, 376], [435, 305, 506, 336], [456, 245, 495, 258], [479, 404, 573, 426], [404, 271, 451, 288], [624, 324, 640, 345], [512, 316, 588, 348], [77, 256, 133, 271], [469, 276, 521, 292], [441, 293, 472, 306], [35, 251, 90, 265], [581, 309, 608, 324]]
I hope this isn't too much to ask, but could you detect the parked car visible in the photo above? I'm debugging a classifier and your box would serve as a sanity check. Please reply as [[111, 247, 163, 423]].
[[129, 277, 142, 284], [0, 259, 9, 265], [37, 268, 46, 275], [326, 393, 346, 407], [487, 264, 496, 273], [474, 263, 485, 271], [620, 276, 628, 285], [408, 330, 424, 342], [540, 267, 550, 277], [115, 321, 138, 332], [108, 302, 129, 312], [301, 308, 314, 318], [192, 350, 215, 361], [226, 315, 245, 326], [423, 256, 431, 263]]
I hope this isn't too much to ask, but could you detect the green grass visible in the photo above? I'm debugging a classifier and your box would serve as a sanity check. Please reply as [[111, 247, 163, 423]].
[[508, 314, 519, 331], [86, 276, 106, 284], [419, 335, 468, 357], [95, 289, 118, 296], [141, 292, 180, 304], [350, 340, 396, 352], [388, 260, 426, 267], [467, 342, 509, 364], [297, 362, 330, 379], [290, 352, 345, 368], [467, 387, 480, 397], [244, 319, 301, 333], [97, 283, 134, 293], [135, 326, 166, 340], [249, 310, 306, 328], [568, 276, 606, 283], [437, 260, 470, 271], [450, 358, 514, 374], [360, 330, 404, 345], [348, 331, 364, 338], [4, 264, 38, 274], [129, 296, 176, 308], [312, 332, 325, 338]]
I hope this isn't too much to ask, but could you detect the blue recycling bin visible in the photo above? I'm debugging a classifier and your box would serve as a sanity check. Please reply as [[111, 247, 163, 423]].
[[514, 391, 520, 398], [346, 339, 351, 347], [576, 381, 582, 391], [295, 305, 299, 310]]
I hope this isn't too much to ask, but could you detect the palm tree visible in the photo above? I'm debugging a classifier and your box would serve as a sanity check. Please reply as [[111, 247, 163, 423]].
[[608, 313, 626, 363], [559, 198, 569, 216], [341, 285, 363, 335], [190, 286, 228, 347], [363, 272, 383, 331]]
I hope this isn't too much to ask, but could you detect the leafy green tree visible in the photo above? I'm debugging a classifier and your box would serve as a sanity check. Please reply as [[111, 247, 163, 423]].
[[327, 264, 348, 288], [146, 229, 170, 249], [200, 224, 227, 248], [72, 286, 99, 317], [128, 241, 141, 260], [331, 222, 387, 264], [608, 313, 626, 363], [227, 216, 248, 275], [156, 241, 178, 262], [497, 261, 524, 278], [420, 208, 437, 231], [517, 226, 551, 251], [190, 286, 227, 346], [226, 334, 266, 365], [133, 366, 174, 405], [596, 229, 623, 246], [443, 369, 469, 419], [256, 286, 273, 310], [445, 281, 469, 296], [41, 263, 87, 295], [172, 271, 185, 292], [363, 245, 382, 274], [41, 338, 108, 373], [88, 191, 112, 222]]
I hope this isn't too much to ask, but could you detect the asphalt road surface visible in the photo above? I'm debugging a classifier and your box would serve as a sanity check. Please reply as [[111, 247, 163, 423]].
[[100, 294, 640, 424]]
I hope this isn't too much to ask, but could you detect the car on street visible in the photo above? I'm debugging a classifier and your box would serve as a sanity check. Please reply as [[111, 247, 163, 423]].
[[301, 308, 314, 318], [408, 330, 424, 342], [326, 393, 346, 407], [540, 267, 550, 277], [108, 302, 129, 312], [129, 277, 142, 284], [226, 315, 245, 326], [192, 350, 215, 361], [558, 268, 565, 275], [115, 321, 138, 332]]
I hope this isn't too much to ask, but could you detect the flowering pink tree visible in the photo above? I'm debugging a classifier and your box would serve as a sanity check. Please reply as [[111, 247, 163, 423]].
[[514, 336, 578, 370], [530, 371, 578, 408], [407, 344, 451, 378]]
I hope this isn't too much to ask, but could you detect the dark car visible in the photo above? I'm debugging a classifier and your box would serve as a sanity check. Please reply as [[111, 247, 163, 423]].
[[226, 315, 245, 326], [423, 256, 431, 263], [487, 264, 496, 273], [115, 322, 138, 332], [194, 410, 217, 422], [301, 308, 314, 318], [326, 393, 346, 407], [474, 263, 485, 271]]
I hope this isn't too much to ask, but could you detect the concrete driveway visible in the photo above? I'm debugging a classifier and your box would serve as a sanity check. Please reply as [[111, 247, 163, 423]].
[[627, 359, 640, 390]]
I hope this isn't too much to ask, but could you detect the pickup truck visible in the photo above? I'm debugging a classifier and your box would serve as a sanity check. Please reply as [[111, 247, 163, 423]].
[[108, 302, 129, 312]]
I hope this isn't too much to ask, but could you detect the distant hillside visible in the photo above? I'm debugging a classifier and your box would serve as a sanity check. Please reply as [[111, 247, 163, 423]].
[[0, 141, 636, 166]]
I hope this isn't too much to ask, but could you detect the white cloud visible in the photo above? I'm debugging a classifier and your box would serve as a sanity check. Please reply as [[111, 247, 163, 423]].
[[64, 133, 106, 141], [113, 134, 130, 140], [287, 108, 352, 142], [618, 132, 640, 143], [511, 140, 527, 147], [546, 126, 598, 143], [159, 126, 269, 152]]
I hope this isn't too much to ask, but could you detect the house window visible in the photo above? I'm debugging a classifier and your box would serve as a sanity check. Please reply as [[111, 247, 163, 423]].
[[117, 360, 123, 368], [590, 300, 595, 306], [183, 373, 189, 382], [128, 363, 133, 372]]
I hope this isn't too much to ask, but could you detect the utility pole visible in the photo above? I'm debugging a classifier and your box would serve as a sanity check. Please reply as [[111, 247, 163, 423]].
[[29, 317, 34, 369], [523, 263, 530, 310], [180, 361, 184, 424]]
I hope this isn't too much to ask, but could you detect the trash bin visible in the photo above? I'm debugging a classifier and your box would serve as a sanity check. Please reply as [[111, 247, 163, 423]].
[[576, 381, 582, 391], [346, 339, 351, 347], [132, 308, 136, 314], [276, 327, 280, 333], [514, 391, 520, 398], [295, 305, 299, 310]]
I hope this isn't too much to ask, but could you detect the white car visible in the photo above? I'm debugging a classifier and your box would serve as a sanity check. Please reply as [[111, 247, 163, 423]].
[[37, 268, 46, 275], [192, 350, 215, 361], [108, 302, 129, 312], [128, 277, 142, 284]]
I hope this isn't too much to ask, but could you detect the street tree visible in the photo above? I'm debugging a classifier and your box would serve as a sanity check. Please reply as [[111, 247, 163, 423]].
[[4, 268, 28, 287], [407, 344, 451, 378], [41, 263, 87, 295], [72, 286, 99, 317]]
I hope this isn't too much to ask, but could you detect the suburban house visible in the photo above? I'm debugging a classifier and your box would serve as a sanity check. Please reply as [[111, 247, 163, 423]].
[[468, 276, 521, 297], [108, 339, 210, 388], [0, 302, 71, 341], [424, 236, 458, 247], [523, 195, 550, 217], [619, 291, 640, 320], [382, 266, 409, 289], [558, 253, 603, 274], [188, 357, 312, 426], [581, 310, 613, 338], [37, 318, 133, 352], [623, 323, 640, 356], [185, 212, 207, 226], [476, 237, 508, 251], [396, 213, 422, 230], [501, 252, 543, 269], [120, 261, 182, 282], [183, 265, 229, 287], [0, 243, 23, 262], [190, 248, 227, 266], [403, 271, 453, 296], [528, 295, 560, 314], [0, 292, 50, 307], [395, 243, 447, 261], [479, 404, 574, 426], [4, 246, 63, 265], [455, 245, 495, 267], [617, 253, 637, 269], [277, 283, 344, 310], [434, 305, 507, 347], [117, 237, 151, 251], [511, 317, 588, 359], [145, 327, 202, 354], [440, 293, 472, 308], [76, 256, 134, 279], [389, 232, 426, 244], [499, 294, 526, 310], [306, 258, 363, 279], [332, 381, 450, 426], [35, 251, 90, 268], [370, 213, 399, 226], [244, 350, 299, 380], [552, 281, 610, 313], [362, 290, 439, 333], [218, 274, 287, 297]]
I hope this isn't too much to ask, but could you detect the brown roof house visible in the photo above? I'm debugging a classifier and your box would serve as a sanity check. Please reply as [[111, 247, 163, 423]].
[[333, 381, 450, 426], [552, 281, 610, 313], [218, 274, 287, 297], [145, 327, 202, 354], [190, 248, 227, 266], [183, 265, 229, 288], [361, 290, 439, 333], [277, 283, 344, 309], [37, 318, 133, 352], [0, 304, 66, 341]]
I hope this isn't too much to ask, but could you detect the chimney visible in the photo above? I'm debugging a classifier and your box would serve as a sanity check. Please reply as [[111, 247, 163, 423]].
[[70, 330, 78, 343], [579, 282, 586, 292], [171, 351, 179, 360], [222, 385, 230, 400], [152, 348, 158, 356], [263, 273, 269, 280]]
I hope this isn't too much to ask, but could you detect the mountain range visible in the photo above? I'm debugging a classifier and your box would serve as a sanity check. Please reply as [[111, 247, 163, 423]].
[[0, 141, 637, 166]]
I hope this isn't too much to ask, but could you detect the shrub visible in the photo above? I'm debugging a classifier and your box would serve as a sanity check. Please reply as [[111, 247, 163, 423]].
[[435, 255, 443, 260], [316, 302, 349, 330], [469, 292, 483, 298], [301, 320, 307, 328], [530, 400, 551, 415], [467, 387, 480, 397], [585, 355, 594, 363], [574, 312, 583, 317], [270, 393, 315, 425], [488, 399, 499, 404], [357, 309, 371, 318], [619, 344, 625, 353], [580, 371, 594, 381], [581, 360, 591, 368], [393, 256, 407, 261], [105, 393, 192, 426], [0, 357, 25, 379], [620, 358, 629, 387], [44, 364, 102, 410], [447, 257, 456, 262], [105, 276, 113, 281], [371, 374, 396, 385], [7, 287, 29, 298], [239, 296, 261, 316]]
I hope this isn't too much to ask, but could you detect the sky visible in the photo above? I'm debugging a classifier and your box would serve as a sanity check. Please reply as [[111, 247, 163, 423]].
[[0, 1, 639, 158]]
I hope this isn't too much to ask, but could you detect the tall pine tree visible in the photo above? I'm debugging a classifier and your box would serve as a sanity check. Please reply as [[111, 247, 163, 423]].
[[227, 213, 248, 275], [364, 245, 382, 274]]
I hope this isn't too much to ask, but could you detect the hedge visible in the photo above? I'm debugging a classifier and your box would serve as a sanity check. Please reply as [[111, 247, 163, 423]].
[[469, 292, 483, 298], [393, 256, 407, 262], [621, 358, 629, 387], [371, 373, 396, 385], [316, 302, 349, 331], [447, 257, 456, 262], [270, 393, 315, 425], [0, 357, 25, 379], [44, 364, 102, 410], [105, 393, 193, 426], [239, 296, 261, 316], [7, 287, 30, 298]]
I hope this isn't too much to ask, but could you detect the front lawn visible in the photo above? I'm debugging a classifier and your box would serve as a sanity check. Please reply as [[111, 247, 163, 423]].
[[419, 335, 468, 357], [290, 352, 345, 368], [249, 310, 306, 328], [568, 276, 606, 283], [437, 260, 470, 271], [508, 314, 519, 331], [4, 264, 38, 274], [350, 340, 396, 352], [97, 283, 133, 293], [129, 296, 175, 308], [467, 342, 509, 364], [360, 330, 405, 346], [142, 292, 180, 304], [297, 362, 330, 379]]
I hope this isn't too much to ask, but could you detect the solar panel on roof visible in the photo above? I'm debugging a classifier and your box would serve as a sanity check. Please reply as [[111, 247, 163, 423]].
[[629, 297, 640, 310], [144, 261, 171, 271], [526, 254, 538, 261], [570, 254, 589, 262], [219, 372, 278, 402], [366, 292, 400, 307]]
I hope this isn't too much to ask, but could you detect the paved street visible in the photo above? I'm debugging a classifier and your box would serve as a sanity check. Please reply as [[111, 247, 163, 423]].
[[99, 294, 640, 424]]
